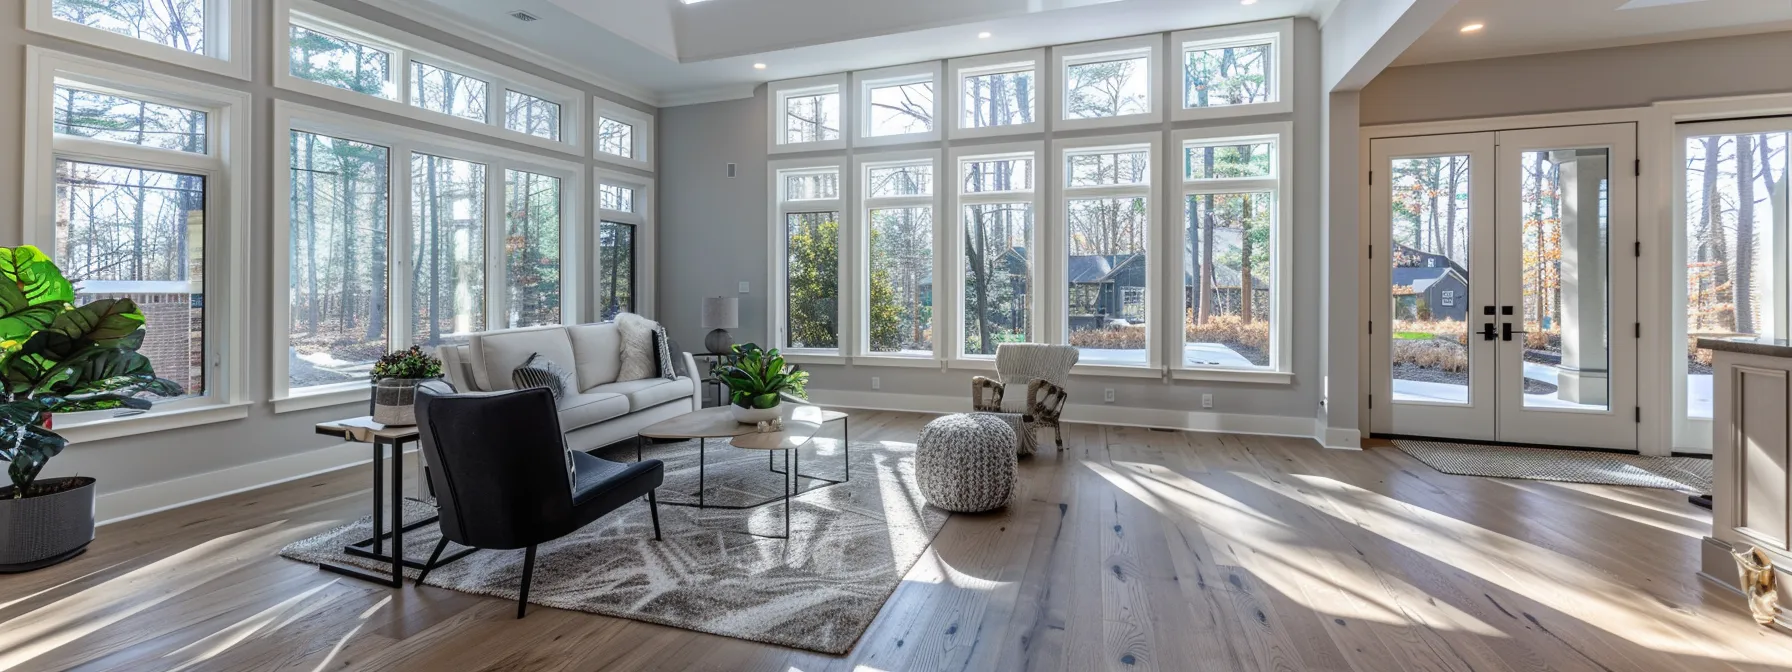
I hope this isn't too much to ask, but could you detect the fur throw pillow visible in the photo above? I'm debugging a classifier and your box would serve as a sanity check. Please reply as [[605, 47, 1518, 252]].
[[615, 312, 658, 382]]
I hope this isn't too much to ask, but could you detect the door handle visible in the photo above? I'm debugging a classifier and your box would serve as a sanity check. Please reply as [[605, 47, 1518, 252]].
[[1501, 322, 1529, 342], [1477, 323, 1498, 341]]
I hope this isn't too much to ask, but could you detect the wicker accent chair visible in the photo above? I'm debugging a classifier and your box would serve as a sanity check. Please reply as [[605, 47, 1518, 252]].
[[971, 344, 1079, 451]]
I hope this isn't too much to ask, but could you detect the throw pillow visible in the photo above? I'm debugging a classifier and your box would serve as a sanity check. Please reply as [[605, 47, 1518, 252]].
[[652, 326, 678, 380], [512, 352, 575, 403], [615, 312, 658, 382]]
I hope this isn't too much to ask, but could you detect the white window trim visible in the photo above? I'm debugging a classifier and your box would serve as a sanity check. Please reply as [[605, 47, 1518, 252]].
[[1052, 35, 1163, 132], [948, 49, 1046, 140], [593, 98, 656, 171], [769, 158, 850, 358], [1170, 121, 1294, 379], [25, 0, 252, 80], [274, 0, 585, 156], [1052, 132, 1162, 373], [769, 74, 850, 155], [593, 168, 656, 320], [854, 150, 944, 361], [271, 100, 586, 406], [21, 47, 254, 435], [853, 62, 942, 147], [1171, 19, 1294, 122], [946, 142, 1045, 365]]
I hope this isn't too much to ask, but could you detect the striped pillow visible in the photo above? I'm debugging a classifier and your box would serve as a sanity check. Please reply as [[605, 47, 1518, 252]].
[[512, 352, 575, 403]]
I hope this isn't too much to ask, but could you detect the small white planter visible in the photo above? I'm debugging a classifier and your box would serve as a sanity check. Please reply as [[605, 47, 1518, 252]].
[[730, 403, 782, 425]]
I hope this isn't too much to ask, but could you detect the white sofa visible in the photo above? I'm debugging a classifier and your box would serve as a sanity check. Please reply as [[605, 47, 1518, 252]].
[[437, 323, 701, 452]]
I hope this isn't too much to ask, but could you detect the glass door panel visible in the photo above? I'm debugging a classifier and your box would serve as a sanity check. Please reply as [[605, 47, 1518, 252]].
[[1388, 155, 1474, 406]]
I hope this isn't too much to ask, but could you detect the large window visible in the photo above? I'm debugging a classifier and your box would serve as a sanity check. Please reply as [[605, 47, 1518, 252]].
[[860, 156, 938, 356], [26, 49, 253, 428], [1055, 37, 1161, 130], [774, 163, 844, 351], [594, 171, 654, 322], [1177, 125, 1288, 372], [770, 76, 848, 154], [956, 149, 1038, 357], [276, 101, 584, 401], [1061, 138, 1157, 367], [31, 0, 249, 79], [278, 0, 582, 153], [287, 131, 389, 390]]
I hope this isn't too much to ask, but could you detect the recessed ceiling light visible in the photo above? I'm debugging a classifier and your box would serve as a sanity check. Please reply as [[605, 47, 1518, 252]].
[[1460, 23, 1485, 33], [978, 31, 992, 39], [1241, 0, 1259, 5], [753, 63, 767, 70]]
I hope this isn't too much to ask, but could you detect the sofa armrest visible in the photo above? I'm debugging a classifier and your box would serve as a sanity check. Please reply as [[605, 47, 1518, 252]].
[[682, 352, 702, 405]]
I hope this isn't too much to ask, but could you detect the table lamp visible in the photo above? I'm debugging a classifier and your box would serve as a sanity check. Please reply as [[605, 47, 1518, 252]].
[[702, 296, 739, 354]]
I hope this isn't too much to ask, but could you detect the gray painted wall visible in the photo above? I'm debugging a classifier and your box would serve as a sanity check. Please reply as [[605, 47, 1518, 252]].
[[4, 0, 655, 510], [658, 20, 1327, 424], [1362, 31, 1792, 126]]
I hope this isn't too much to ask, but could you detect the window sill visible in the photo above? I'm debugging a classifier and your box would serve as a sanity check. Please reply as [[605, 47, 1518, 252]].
[[947, 358, 999, 372], [1070, 364, 1164, 379], [854, 355, 942, 369], [1171, 368, 1294, 385], [273, 385, 372, 414], [784, 353, 849, 366], [55, 402, 251, 444]]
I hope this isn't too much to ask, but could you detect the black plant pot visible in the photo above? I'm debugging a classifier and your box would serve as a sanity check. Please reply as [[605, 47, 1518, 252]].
[[0, 476, 96, 573]]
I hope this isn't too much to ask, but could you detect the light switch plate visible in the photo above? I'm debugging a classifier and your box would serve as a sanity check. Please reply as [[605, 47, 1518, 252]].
[[738, 281, 750, 293]]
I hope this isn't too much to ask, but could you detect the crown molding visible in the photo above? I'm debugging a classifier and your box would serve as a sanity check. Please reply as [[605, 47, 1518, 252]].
[[657, 84, 759, 108], [369, 0, 664, 107]]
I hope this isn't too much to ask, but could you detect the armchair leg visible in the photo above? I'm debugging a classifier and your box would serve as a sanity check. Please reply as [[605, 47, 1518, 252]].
[[415, 538, 450, 587], [517, 545, 537, 619], [648, 489, 662, 541], [1054, 423, 1065, 451]]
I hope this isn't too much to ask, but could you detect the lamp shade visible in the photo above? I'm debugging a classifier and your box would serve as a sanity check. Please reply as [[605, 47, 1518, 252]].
[[701, 296, 739, 329]]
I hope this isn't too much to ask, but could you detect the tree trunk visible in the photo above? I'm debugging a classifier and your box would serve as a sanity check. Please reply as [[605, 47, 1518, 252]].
[[1735, 135, 1757, 334], [1240, 193, 1255, 324], [1197, 148, 1216, 324], [1702, 136, 1731, 331]]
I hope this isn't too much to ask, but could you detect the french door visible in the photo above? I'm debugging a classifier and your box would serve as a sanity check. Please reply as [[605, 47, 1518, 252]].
[[1370, 124, 1638, 450]]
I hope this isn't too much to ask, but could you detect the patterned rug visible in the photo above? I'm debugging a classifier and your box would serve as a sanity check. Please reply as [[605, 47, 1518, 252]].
[[279, 436, 948, 654], [1393, 439, 1712, 493]]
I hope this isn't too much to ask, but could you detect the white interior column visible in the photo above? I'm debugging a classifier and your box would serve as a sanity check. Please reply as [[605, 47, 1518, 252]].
[[1553, 149, 1609, 405]]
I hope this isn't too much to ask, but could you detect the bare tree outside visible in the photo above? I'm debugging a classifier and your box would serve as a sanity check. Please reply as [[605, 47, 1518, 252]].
[[289, 25, 395, 99], [598, 117, 634, 158], [412, 61, 487, 122], [505, 90, 561, 141], [1184, 42, 1270, 109], [52, 0, 204, 54], [288, 131, 389, 389], [410, 154, 486, 347], [961, 68, 1034, 129], [867, 81, 933, 136], [1065, 57, 1149, 119], [504, 170, 561, 328], [785, 93, 840, 144]]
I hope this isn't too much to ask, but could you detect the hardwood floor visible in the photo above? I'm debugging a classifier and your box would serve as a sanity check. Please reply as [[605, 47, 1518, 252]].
[[1, 411, 1784, 671]]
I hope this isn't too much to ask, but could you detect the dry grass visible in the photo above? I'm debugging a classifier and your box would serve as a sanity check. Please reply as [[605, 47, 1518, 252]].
[[1070, 324, 1147, 349], [1068, 315, 1274, 352], [1394, 339, 1467, 372]]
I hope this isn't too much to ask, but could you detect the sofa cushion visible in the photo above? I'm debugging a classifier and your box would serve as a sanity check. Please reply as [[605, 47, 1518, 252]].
[[557, 391, 630, 431], [471, 326, 575, 391], [587, 377, 694, 412], [567, 323, 623, 390]]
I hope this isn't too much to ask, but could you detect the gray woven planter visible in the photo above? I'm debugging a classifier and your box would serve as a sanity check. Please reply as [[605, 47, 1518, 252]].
[[372, 377, 427, 426], [0, 477, 96, 573]]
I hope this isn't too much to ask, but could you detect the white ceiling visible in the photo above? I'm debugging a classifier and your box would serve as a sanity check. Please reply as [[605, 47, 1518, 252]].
[[403, 0, 1338, 106], [1392, 0, 1792, 67]]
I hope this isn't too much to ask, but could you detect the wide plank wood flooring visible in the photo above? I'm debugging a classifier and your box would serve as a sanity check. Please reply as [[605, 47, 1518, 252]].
[[1, 411, 1786, 671]]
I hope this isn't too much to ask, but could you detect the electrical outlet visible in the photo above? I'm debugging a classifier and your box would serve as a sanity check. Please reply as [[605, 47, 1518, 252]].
[[1103, 388, 1116, 403], [738, 281, 750, 293], [871, 376, 881, 390], [1202, 394, 1214, 409]]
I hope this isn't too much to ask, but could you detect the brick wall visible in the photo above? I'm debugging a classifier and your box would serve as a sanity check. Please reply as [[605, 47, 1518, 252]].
[[82, 293, 203, 396]]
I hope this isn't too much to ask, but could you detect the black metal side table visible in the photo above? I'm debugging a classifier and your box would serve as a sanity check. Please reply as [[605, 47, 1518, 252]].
[[314, 417, 475, 587]]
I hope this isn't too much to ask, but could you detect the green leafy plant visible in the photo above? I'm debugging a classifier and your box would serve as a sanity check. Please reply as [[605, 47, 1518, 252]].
[[371, 345, 443, 380], [0, 246, 181, 498], [711, 343, 809, 410]]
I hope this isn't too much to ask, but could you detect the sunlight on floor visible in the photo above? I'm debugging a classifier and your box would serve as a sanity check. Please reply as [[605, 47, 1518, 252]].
[[160, 581, 340, 672]]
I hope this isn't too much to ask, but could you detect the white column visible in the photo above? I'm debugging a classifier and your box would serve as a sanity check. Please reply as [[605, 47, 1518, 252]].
[[1554, 150, 1608, 405]]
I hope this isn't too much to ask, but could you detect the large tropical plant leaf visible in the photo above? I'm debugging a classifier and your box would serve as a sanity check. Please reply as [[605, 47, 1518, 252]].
[[0, 416, 68, 495], [0, 246, 75, 334], [30, 299, 145, 359]]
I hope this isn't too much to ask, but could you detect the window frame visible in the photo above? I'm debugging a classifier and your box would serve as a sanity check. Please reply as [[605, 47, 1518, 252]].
[[768, 74, 850, 155], [853, 62, 942, 147], [769, 158, 850, 359], [1051, 132, 1162, 376], [1171, 122, 1293, 380], [1171, 19, 1293, 122], [1052, 35, 1163, 132], [946, 142, 1045, 368], [592, 168, 656, 321], [854, 150, 943, 363], [26, 0, 252, 80], [271, 100, 585, 410], [948, 49, 1046, 140], [20, 47, 254, 439], [274, 0, 584, 156], [593, 98, 656, 171]]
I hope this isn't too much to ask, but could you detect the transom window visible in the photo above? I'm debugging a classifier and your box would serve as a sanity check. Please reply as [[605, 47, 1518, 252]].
[[34, 0, 249, 79], [856, 64, 940, 145], [411, 61, 488, 122], [51, 0, 204, 53], [598, 117, 634, 158], [1056, 37, 1161, 130], [1172, 20, 1292, 121], [505, 90, 561, 141], [770, 76, 848, 154], [950, 50, 1044, 139], [55, 85, 208, 153], [288, 24, 397, 100]]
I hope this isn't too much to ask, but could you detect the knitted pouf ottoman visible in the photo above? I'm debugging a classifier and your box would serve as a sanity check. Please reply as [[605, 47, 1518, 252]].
[[916, 413, 1018, 512]]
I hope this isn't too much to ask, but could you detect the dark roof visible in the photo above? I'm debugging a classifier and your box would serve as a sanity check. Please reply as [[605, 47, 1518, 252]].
[[1392, 266, 1463, 293], [1068, 254, 1140, 283]]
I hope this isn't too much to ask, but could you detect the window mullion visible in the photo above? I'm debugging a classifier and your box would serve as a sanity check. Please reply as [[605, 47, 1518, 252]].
[[390, 143, 414, 350], [486, 160, 506, 331]]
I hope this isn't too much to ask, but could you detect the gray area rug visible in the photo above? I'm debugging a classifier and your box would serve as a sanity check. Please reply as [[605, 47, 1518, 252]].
[[1393, 439, 1712, 493], [280, 436, 948, 654]]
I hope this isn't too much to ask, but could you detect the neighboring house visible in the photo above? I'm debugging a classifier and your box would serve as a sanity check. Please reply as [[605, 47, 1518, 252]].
[[1068, 253, 1150, 331], [1392, 266, 1469, 322]]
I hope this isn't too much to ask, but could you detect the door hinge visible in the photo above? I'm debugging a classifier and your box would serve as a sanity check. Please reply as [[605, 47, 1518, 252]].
[[1369, 170, 1374, 185], [1369, 244, 1374, 259], [1635, 407, 1642, 423], [1369, 394, 1374, 409], [1368, 320, 1374, 334], [1634, 159, 1641, 177], [1634, 241, 1642, 257], [1635, 322, 1642, 338]]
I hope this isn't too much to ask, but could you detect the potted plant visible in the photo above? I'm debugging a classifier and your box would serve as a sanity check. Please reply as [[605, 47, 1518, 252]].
[[370, 346, 441, 426], [0, 246, 181, 572], [711, 343, 809, 424]]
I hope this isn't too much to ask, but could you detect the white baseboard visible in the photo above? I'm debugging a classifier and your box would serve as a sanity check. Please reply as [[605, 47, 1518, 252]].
[[1321, 426, 1363, 451], [809, 390, 1323, 440], [95, 441, 411, 526]]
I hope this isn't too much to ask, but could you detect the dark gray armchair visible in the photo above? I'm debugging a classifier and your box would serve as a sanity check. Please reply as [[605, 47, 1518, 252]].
[[412, 381, 664, 618]]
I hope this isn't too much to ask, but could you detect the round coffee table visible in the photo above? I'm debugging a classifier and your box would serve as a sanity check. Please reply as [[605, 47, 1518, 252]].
[[636, 404, 849, 539]]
